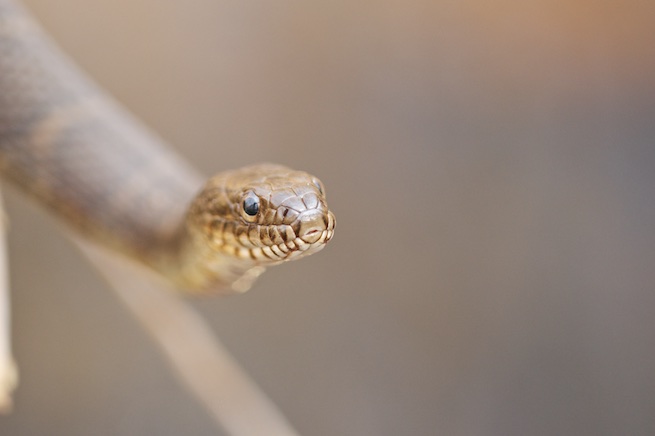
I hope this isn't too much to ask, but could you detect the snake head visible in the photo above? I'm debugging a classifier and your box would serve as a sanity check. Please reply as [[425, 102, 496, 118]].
[[189, 164, 336, 267]]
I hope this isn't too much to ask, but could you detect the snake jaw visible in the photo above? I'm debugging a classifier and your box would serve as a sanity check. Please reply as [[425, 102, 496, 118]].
[[216, 204, 335, 266], [239, 212, 335, 263]]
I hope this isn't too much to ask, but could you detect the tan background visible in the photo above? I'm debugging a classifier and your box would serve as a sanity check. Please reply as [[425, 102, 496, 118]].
[[1, 0, 655, 435]]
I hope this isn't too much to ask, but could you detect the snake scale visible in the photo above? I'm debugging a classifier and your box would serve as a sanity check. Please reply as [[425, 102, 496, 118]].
[[0, 0, 335, 294]]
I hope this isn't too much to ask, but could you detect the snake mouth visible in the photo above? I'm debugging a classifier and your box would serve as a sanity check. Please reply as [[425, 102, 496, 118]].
[[224, 210, 335, 262], [234, 227, 334, 263], [302, 229, 322, 243], [283, 226, 335, 259], [214, 209, 335, 263]]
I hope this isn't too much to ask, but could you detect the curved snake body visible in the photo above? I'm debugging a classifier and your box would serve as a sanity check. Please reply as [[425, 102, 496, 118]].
[[0, 0, 335, 293]]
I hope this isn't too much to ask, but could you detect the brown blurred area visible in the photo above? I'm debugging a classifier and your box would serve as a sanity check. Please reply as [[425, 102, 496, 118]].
[[1, 0, 654, 434]]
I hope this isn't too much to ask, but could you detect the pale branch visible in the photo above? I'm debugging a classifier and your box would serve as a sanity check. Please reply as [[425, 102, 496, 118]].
[[0, 187, 17, 414], [74, 238, 300, 436]]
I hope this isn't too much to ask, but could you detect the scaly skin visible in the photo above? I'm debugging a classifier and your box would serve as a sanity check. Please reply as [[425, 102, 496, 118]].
[[0, 0, 335, 294]]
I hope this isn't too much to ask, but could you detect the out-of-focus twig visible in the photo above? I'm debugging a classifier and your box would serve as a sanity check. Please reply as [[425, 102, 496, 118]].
[[75, 237, 300, 436], [0, 187, 17, 413]]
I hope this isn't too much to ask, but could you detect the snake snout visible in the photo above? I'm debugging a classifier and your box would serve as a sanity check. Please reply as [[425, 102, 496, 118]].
[[297, 211, 328, 244]]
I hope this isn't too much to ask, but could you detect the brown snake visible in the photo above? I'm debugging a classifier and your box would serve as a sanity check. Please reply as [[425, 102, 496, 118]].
[[0, 0, 335, 294]]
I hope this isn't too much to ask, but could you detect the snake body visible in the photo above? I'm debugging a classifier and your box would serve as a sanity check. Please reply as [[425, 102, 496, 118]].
[[0, 0, 335, 293]]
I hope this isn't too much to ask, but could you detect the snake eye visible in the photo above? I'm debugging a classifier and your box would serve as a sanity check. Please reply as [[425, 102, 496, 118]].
[[242, 194, 259, 218]]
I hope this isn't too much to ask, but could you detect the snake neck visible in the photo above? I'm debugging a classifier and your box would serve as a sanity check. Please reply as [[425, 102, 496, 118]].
[[155, 224, 266, 295], [0, 0, 204, 261]]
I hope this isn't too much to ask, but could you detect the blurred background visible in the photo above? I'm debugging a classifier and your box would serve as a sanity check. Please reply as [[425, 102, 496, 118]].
[[1, 0, 654, 434]]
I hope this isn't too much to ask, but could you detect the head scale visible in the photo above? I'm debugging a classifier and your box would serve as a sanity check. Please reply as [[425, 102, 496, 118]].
[[190, 164, 335, 265]]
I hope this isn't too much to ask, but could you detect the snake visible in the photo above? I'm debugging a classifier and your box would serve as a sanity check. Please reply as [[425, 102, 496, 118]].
[[0, 0, 335, 294]]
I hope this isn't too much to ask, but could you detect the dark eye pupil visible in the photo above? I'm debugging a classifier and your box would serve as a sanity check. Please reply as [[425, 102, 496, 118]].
[[243, 196, 259, 216]]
